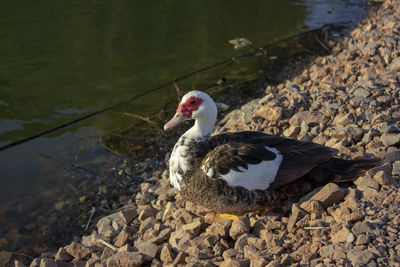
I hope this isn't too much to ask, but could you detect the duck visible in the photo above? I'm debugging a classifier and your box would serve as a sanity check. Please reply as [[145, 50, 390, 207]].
[[164, 90, 380, 216]]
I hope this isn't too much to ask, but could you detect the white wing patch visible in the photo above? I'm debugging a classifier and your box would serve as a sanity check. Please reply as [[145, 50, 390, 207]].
[[219, 146, 283, 190], [169, 140, 193, 191]]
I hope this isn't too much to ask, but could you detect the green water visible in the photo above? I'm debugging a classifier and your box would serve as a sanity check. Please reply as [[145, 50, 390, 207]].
[[0, 0, 366, 252]]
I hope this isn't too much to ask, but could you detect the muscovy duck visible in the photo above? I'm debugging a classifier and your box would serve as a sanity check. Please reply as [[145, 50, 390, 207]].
[[164, 91, 380, 216]]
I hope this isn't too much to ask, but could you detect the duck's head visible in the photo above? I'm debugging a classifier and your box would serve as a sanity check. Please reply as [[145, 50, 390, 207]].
[[164, 90, 217, 131]]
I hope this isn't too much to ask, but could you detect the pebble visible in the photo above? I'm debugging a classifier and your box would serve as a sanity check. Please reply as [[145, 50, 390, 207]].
[[26, 1, 400, 266]]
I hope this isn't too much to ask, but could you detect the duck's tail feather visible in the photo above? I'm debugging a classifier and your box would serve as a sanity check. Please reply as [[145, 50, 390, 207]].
[[308, 157, 382, 184]]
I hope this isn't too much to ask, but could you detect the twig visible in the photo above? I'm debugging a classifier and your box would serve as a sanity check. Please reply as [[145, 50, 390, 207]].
[[98, 239, 118, 251], [304, 226, 329, 230], [173, 82, 181, 98], [314, 34, 331, 54], [123, 113, 156, 125], [85, 207, 96, 231]]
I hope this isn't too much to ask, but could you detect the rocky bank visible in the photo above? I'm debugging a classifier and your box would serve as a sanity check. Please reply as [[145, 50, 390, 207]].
[[7, 0, 400, 266]]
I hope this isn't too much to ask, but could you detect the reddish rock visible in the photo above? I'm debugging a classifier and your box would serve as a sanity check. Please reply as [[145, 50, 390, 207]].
[[134, 240, 158, 262], [65, 242, 91, 260], [220, 258, 250, 267], [119, 208, 138, 225], [160, 244, 175, 263], [114, 229, 130, 248], [247, 237, 266, 250], [173, 208, 194, 225], [305, 183, 346, 209], [106, 252, 143, 267], [300, 199, 325, 215], [330, 226, 354, 243], [287, 204, 306, 232], [229, 217, 250, 240], [138, 205, 157, 221], [55, 247, 73, 261], [347, 249, 375, 265], [253, 106, 283, 121], [206, 220, 232, 239], [181, 219, 203, 235], [151, 227, 172, 245]]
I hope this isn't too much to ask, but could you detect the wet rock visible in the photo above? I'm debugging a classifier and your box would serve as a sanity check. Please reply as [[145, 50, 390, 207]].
[[65, 242, 91, 260], [119, 208, 138, 225], [229, 217, 250, 240], [347, 249, 375, 265], [106, 252, 143, 267]]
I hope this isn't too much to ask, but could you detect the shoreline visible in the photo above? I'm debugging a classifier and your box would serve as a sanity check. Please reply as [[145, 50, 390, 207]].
[[6, 0, 400, 266]]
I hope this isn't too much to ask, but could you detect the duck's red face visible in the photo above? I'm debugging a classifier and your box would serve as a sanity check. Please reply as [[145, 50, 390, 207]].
[[164, 96, 203, 130], [177, 96, 203, 118]]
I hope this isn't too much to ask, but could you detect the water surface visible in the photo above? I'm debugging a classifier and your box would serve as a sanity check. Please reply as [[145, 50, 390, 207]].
[[0, 0, 367, 252]]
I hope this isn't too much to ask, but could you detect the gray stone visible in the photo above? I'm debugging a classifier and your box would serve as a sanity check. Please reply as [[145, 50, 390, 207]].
[[392, 161, 400, 176], [65, 242, 91, 260], [347, 249, 375, 265], [354, 87, 371, 98], [352, 221, 374, 235], [381, 133, 400, 146], [229, 216, 250, 240], [363, 42, 378, 56], [234, 234, 250, 251], [134, 241, 158, 263]]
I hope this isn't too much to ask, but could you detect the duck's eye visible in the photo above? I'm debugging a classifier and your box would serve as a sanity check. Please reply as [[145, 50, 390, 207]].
[[190, 100, 196, 105]]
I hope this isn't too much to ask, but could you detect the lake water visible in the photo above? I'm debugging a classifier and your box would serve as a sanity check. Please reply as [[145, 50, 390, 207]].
[[0, 0, 367, 253]]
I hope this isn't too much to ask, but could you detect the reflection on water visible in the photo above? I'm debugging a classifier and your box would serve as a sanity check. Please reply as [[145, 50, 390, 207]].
[[0, 0, 366, 253]]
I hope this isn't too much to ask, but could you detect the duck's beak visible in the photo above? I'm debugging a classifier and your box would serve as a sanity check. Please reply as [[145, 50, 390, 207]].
[[164, 112, 188, 130]]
